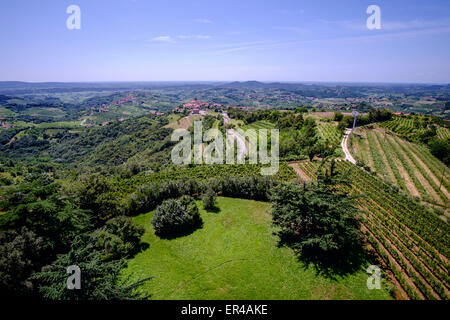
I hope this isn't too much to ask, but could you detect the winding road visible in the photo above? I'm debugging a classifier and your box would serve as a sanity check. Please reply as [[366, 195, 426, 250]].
[[222, 112, 248, 157], [341, 128, 356, 164]]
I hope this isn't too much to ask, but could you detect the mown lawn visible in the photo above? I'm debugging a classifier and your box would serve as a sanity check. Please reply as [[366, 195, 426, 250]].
[[122, 197, 392, 300]]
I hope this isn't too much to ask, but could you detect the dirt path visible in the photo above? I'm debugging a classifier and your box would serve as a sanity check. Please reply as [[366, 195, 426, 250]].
[[288, 162, 312, 182]]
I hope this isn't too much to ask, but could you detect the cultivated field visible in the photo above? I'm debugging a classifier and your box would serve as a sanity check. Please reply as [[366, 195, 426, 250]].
[[288, 159, 450, 300], [349, 126, 449, 209], [316, 121, 342, 146]]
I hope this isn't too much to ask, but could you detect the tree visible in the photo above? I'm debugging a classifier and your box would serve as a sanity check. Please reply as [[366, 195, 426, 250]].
[[271, 170, 362, 272], [295, 107, 308, 113], [90, 216, 145, 260], [34, 235, 150, 300], [77, 174, 122, 226], [0, 228, 46, 296], [202, 188, 217, 211], [429, 138, 450, 165], [151, 197, 201, 237], [332, 112, 343, 122]]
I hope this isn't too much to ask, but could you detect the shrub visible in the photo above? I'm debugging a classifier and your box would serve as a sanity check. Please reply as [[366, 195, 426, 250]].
[[202, 188, 216, 211], [151, 197, 201, 237], [333, 112, 344, 122], [90, 216, 145, 259], [429, 138, 450, 165]]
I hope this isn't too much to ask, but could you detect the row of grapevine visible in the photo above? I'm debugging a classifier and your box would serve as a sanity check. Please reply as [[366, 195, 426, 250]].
[[337, 161, 449, 300], [296, 160, 320, 180], [380, 116, 449, 143], [436, 126, 450, 140], [351, 127, 449, 207], [317, 121, 342, 146], [294, 159, 449, 299]]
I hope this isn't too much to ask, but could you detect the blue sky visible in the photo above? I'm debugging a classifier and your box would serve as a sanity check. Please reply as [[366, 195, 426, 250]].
[[0, 0, 449, 83]]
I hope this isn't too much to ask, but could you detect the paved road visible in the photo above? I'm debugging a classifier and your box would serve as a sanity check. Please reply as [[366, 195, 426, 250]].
[[341, 128, 356, 164]]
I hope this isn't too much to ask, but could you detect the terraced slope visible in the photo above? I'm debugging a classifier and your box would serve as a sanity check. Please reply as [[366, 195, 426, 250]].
[[349, 127, 449, 208], [380, 116, 450, 143]]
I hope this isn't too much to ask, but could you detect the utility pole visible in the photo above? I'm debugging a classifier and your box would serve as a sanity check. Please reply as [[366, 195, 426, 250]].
[[352, 110, 359, 131]]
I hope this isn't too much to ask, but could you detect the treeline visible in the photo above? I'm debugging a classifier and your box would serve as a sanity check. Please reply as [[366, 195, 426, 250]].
[[0, 168, 279, 299], [336, 107, 393, 132], [0, 172, 148, 299], [128, 175, 276, 216]]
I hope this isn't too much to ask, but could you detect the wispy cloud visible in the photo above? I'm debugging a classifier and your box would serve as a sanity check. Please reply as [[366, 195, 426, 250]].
[[317, 19, 365, 31], [151, 34, 212, 44], [176, 34, 212, 40], [273, 26, 308, 34], [208, 27, 450, 55], [382, 18, 450, 31], [194, 18, 213, 24], [151, 36, 174, 43], [210, 40, 276, 54], [317, 17, 450, 32]]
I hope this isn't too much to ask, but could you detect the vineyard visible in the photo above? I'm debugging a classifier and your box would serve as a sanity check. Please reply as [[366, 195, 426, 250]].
[[380, 116, 450, 143], [289, 159, 450, 300], [437, 126, 450, 140], [238, 120, 276, 149], [316, 121, 343, 146], [349, 126, 449, 209], [243, 120, 276, 130]]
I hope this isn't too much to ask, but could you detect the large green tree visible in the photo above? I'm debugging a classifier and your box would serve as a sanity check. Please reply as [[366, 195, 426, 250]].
[[271, 166, 362, 271], [34, 235, 150, 300]]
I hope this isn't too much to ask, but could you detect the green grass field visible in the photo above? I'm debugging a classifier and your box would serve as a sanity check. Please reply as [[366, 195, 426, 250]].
[[122, 197, 392, 300]]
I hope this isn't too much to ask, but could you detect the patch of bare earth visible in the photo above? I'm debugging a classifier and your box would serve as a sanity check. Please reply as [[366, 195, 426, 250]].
[[395, 158, 421, 198], [288, 162, 312, 182], [164, 115, 203, 130]]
